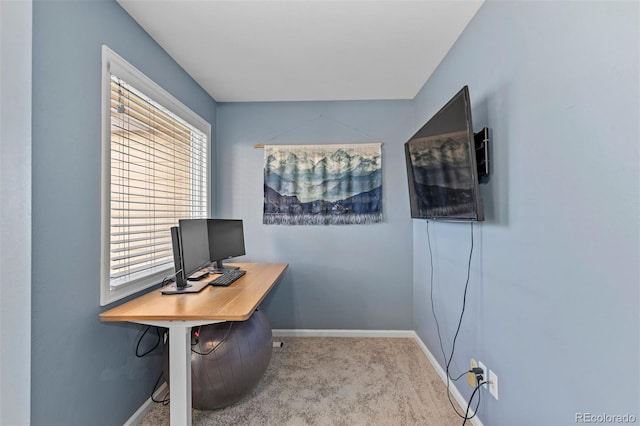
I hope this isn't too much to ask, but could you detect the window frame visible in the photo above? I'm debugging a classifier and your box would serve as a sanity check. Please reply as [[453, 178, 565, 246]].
[[100, 45, 211, 306]]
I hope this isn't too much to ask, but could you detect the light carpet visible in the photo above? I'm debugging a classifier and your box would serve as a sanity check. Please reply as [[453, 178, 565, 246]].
[[141, 337, 462, 425]]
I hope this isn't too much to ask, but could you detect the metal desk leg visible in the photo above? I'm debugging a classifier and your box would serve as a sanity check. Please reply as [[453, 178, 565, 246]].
[[168, 324, 192, 426], [141, 319, 221, 426]]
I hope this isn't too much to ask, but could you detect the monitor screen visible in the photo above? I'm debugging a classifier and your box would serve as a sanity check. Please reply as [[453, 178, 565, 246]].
[[178, 219, 211, 280], [207, 219, 246, 271]]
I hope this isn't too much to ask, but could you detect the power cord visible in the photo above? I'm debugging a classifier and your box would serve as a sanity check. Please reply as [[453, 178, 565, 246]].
[[462, 380, 486, 425], [451, 370, 471, 382], [150, 371, 170, 405], [450, 367, 487, 424], [150, 321, 233, 405], [144, 273, 180, 405], [446, 222, 475, 378], [190, 322, 234, 356], [135, 325, 162, 358], [159, 270, 181, 288], [136, 325, 169, 404], [427, 221, 448, 370], [427, 220, 478, 419]]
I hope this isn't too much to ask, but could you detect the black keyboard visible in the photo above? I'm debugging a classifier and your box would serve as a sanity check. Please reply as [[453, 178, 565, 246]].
[[208, 269, 246, 287]]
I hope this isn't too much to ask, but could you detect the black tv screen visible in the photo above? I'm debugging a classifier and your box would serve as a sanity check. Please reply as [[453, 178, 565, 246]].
[[404, 86, 484, 221]]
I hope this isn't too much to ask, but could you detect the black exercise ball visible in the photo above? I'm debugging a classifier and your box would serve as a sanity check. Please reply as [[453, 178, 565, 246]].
[[163, 309, 272, 410]]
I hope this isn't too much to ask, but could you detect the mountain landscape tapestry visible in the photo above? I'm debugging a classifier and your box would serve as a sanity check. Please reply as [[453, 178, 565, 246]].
[[264, 143, 383, 225]]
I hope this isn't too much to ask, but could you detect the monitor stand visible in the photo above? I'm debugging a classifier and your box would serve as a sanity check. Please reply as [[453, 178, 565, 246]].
[[161, 280, 209, 295], [209, 260, 239, 274]]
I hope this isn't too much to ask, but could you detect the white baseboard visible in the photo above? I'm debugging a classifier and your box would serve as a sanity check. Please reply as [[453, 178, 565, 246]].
[[124, 382, 168, 426], [272, 329, 415, 338], [412, 332, 485, 426]]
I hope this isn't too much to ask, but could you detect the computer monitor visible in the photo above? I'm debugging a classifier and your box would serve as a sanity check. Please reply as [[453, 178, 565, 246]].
[[178, 218, 211, 281], [162, 221, 211, 295], [207, 219, 246, 273], [170, 226, 187, 288]]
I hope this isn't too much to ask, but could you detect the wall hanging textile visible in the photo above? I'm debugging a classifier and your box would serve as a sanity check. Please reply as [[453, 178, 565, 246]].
[[263, 143, 383, 225]]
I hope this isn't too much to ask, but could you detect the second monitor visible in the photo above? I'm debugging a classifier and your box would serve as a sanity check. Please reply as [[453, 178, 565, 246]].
[[208, 219, 246, 273]]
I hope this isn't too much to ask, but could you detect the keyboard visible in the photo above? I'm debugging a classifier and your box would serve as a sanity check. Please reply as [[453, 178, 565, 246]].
[[208, 269, 246, 287]]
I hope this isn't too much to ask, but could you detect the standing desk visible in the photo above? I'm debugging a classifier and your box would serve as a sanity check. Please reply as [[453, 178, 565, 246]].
[[100, 262, 288, 426]]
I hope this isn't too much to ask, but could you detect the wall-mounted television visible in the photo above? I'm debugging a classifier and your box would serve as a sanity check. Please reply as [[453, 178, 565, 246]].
[[404, 86, 485, 221]]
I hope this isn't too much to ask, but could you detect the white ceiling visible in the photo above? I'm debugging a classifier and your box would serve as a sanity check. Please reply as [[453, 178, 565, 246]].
[[117, 0, 483, 103]]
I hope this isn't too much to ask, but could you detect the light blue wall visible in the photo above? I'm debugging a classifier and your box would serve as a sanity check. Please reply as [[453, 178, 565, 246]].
[[216, 101, 415, 330], [31, 1, 217, 424], [412, 1, 639, 425], [1, 1, 32, 424]]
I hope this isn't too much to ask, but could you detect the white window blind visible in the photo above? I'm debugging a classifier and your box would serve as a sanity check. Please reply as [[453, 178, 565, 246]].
[[101, 46, 210, 305]]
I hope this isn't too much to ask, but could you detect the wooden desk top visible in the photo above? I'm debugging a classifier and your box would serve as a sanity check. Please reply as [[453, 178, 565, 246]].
[[100, 262, 287, 322]]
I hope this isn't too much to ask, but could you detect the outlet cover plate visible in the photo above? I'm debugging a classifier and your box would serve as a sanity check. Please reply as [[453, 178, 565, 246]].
[[489, 369, 499, 399]]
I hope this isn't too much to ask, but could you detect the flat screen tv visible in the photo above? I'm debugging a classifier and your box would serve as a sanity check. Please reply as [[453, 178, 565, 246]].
[[404, 86, 484, 221]]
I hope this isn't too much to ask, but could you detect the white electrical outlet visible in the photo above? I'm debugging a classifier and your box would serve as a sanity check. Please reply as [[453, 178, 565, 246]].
[[489, 369, 499, 400], [478, 361, 487, 385]]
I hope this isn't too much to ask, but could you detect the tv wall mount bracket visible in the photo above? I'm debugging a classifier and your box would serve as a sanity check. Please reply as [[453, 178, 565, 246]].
[[474, 127, 490, 183]]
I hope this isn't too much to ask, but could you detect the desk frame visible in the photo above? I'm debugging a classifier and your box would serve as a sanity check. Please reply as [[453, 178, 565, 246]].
[[142, 319, 221, 426], [100, 262, 287, 426]]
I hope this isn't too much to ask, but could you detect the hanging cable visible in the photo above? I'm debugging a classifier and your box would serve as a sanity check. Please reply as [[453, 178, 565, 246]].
[[427, 220, 478, 419], [135, 325, 161, 358], [190, 322, 234, 356]]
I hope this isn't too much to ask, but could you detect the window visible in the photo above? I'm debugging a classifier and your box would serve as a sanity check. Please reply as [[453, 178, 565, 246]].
[[101, 46, 211, 306]]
